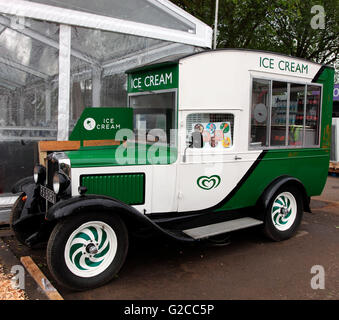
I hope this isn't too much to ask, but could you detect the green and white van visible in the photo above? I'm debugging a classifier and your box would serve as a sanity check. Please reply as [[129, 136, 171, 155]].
[[11, 49, 334, 290]]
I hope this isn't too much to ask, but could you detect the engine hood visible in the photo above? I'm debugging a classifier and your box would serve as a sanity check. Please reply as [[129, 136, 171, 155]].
[[65, 143, 177, 168]]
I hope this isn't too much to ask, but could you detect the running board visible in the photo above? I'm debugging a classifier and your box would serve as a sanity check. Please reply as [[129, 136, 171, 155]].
[[182, 217, 263, 240]]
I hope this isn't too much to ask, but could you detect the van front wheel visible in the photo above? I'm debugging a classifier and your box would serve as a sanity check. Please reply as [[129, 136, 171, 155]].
[[47, 212, 128, 291], [263, 186, 303, 241]]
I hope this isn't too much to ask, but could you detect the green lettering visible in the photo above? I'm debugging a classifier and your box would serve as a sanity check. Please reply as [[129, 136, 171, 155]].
[[296, 64, 301, 73], [262, 57, 270, 68], [302, 64, 308, 74], [278, 60, 284, 70], [290, 62, 295, 72]]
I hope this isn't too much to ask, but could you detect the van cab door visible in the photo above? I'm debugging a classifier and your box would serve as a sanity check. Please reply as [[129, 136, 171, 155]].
[[177, 110, 252, 213]]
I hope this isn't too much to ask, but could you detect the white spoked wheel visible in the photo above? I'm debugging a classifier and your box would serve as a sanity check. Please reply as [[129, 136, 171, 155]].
[[263, 185, 303, 241], [271, 192, 297, 232], [65, 221, 117, 278], [47, 212, 128, 291]]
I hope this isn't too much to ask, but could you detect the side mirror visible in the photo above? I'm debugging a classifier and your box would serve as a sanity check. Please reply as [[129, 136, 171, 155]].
[[192, 131, 203, 148]]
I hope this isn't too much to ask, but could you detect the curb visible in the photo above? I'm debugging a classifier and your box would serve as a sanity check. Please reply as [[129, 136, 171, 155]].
[[0, 238, 49, 300], [20, 256, 63, 300]]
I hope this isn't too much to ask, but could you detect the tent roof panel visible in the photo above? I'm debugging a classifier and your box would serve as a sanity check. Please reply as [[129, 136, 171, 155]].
[[0, 25, 59, 77], [26, 0, 196, 32], [0, 0, 212, 48]]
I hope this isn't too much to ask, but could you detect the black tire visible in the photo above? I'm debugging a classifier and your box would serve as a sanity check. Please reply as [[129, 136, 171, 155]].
[[47, 211, 129, 291], [10, 193, 29, 246], [263, 185, 303, 241]]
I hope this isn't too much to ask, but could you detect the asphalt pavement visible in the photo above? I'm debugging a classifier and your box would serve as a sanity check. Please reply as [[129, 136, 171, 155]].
[[1, 176, 339, 300]]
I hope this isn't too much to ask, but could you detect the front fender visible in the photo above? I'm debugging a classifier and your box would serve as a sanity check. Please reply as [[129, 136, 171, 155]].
[[46, 194, 139, 221], [45, 194, 194, 242], [15, 183, 43, 223], [11, 183, 53, 247]]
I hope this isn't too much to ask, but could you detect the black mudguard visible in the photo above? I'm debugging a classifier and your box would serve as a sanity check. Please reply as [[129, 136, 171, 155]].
[[45, 194, 194, 243], [256, 175, 311, 219], [12, 183, 55, 247], [11, 176, 35, 194]]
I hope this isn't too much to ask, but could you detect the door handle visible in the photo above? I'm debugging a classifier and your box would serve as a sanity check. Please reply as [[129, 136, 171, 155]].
[[234, 155, 242, 160]]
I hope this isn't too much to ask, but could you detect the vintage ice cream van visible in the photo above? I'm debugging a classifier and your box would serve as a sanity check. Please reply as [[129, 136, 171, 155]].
[[11, 49, 334, 290]]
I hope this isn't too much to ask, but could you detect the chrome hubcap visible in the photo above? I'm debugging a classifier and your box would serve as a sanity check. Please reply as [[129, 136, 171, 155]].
[[86, 243, 99, 255]]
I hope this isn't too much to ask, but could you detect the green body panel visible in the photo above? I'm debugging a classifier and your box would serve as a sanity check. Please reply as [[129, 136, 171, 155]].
[[215, 148, 329, 211], [69, 108, 133, 142], [81, 173, 145, 205], [66, 144, 177, 168], [317, 67, 335, 149]]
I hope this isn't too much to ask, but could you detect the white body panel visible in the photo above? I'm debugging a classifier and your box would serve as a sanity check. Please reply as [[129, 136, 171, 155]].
[[177, 110, 261, 212], [151, 164, 178, 213], [71, 164, 179, 214], [179, 50, 320, 112]]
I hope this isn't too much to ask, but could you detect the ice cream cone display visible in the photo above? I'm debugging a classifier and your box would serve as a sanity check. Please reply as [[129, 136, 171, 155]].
[[222, 137, 231, 148], [192, 121, 232, 149]]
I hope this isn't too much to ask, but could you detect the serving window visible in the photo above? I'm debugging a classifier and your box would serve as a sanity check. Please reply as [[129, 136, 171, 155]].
[[250, 78, 321, 149]]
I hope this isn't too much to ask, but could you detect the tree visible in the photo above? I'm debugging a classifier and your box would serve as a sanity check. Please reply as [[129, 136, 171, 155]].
[[263, 0, 338, 65], [171, 0, 339, 79]]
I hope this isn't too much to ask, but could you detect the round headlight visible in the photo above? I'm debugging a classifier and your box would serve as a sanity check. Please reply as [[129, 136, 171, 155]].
[[33, 165, 46, 184], [33, 171, 38, 184], [53, 172, 70, 195], [53, 173, 60, 194]]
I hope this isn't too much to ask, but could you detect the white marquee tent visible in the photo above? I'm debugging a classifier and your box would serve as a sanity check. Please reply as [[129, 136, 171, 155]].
[[0, 0, 212, 195], [0, 0, 212, 141]]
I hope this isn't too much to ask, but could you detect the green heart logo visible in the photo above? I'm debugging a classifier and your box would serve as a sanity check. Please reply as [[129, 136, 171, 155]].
[[197, 175, 221, 190]]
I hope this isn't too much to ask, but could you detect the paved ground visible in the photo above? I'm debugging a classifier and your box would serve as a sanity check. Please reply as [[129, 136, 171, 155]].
[[0, 238, 48, 300], [1, 176, 339, 300]]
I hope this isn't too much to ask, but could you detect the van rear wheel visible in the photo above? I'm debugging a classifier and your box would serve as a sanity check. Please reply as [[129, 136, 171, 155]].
[[47, 212, 128, 291], [263, 185, 303, 241]]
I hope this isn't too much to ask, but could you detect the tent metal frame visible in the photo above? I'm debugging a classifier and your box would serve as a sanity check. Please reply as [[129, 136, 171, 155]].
[[0, 0, 212, 140]]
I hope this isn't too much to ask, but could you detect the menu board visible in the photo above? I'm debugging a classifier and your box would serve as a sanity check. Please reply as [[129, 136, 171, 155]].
[[192, 122, 232, 149]]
